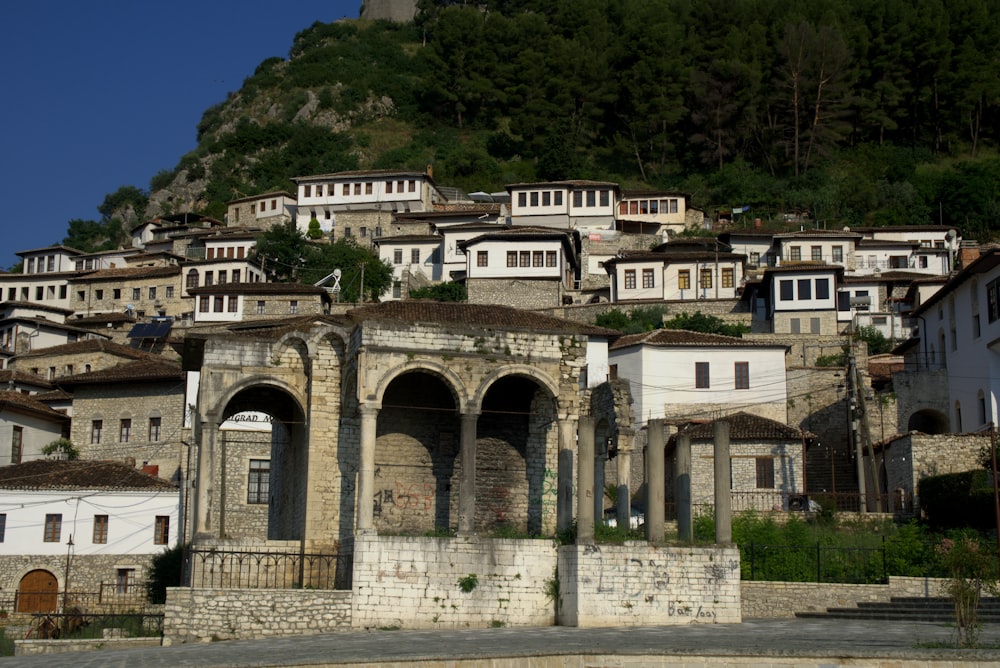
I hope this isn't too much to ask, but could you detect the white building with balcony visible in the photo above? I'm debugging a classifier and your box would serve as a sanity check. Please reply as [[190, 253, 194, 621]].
[[507, 180, 619, 232]]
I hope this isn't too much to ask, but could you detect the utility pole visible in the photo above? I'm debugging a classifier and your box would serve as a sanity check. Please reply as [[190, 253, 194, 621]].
[[359, 261, 365, 304]]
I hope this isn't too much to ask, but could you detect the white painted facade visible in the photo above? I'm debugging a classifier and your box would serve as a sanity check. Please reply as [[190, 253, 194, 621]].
[[769, 268, 839, 315], [610, 337, 788, 424], [607, 254, 745, 302], [0, 411, 66, 465], [376, 236, 445, 301], [292, 171, 443, 234], [0, 489, 179, 556], [773, 232, 860, 270], [182, 260, 264, 299], [508, 181, 618, 231]]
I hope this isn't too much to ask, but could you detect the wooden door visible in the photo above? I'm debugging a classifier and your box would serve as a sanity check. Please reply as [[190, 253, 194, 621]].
[[16, 570, 58, 613]]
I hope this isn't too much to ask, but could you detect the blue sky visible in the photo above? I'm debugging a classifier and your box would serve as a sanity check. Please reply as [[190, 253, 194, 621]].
[[0, 1, 362, 269]]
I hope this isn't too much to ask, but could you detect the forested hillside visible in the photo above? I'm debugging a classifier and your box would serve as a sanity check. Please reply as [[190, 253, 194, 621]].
[[66, 0, 1000, 251]]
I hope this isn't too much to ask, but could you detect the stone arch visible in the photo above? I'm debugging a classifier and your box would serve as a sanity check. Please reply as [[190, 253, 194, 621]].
[[271, 334, 312, 376], [209, 378, 309, 541], [372, 368, 463, 534], [17, 569, 58, 613], [474, 367, 561, 535], [907, 408, 950, 435], [371, 360, 470, 413]]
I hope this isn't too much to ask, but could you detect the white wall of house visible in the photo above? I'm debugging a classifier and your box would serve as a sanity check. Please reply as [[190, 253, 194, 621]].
[[18, 249, 80, 275], [294, 173, 436, 233], [0, 414, 64, 465], [775, 237, 854, 268], [183, 261, 264, 298], [509, 183, 616, 230], [0, 277, 72, 310], [379, 239, 445, 300], [463, 238, 565, 280], [771, 271, 838, 313], [203, 238, 256, 261], [193, 294, 243, 323], [609, 260, 663, 301], [0, 490, 179, 556], [610, 345, 788, 424]]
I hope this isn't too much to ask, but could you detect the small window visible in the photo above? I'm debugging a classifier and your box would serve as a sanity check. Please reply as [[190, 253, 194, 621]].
[[797, 279, 812, 300], [695, 362, 710, 389], [214, 296, 224, 312], [199, 295, 209, 312], [91, 419, 103, 444], [790, 318, 801, 334], [117, 568, 135, 594], [392, 281, 401, 299], [477, 251, 488, 267], [734, 362, 749, 390], [546, 251, 557, 267], [678, 270, 690, 290], [256, 300, 266, 315], [149, 417, 161, 442], [700, 268, 712, 289], [44, 513, 62, 542], [204, 272, 214, 287], [624, 269, 636, 290], [519, 251, 530, 267], [790, 246, 801, 261], [721, 268, 734, 288], [228, 296, 238, 313], [95, 289, 104, 300], [832, 246, 843, 263], [815, 279, 830, 300], [411, 249, 420, 264], [93, 515, 108, 544], [518, 192, 527, 207], [0, 513, 5, 542], [533, 251, 544, 267], [120, 418, 131, 443], [303, 185, 311, 197], [10, 426, 23, 464], [154, 516, 170, 545], [393, 249, 403, 265], [248, 459, 270, 504], [811, 246, 822, 261], [779, 280, 794, 301], [756, 458, 775, 489], [365, 182, 373, 195], [186, 270, 199, 290], [530, 192, 539, 206], [289, 301, 299, 314], [554, 191, 563, 206], [642, 268, 655, 289], [507, 251, 517, 267], [315, 185, 323, 197]]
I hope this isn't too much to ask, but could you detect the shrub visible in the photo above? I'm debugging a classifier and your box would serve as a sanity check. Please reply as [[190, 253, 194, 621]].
[[147, 544, 186, 604], [42, 438, 78, 460]]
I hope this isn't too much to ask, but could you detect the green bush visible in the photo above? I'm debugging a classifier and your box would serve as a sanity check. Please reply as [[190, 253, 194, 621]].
[[146, 544, 185, 604], [919, 470, 997, 531]]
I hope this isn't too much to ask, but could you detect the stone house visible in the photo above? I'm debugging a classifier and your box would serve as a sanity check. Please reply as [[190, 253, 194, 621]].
[[225, 191, 296, 229], [68, 265, 186, 321], [0, 390, 70, 465], [873, 432, 987, 515], [667, 412, 814, 513], [0, 459, 178, 613], [608, 329, 789, 424], [187, 283, 332, 323], [0, 302, 109, 371], [58, 359, 187, 483], [616, 190, 689, 238], [748, 264, 844, 335], [459, 227, 580, 309], [9, 338, 161, 383]]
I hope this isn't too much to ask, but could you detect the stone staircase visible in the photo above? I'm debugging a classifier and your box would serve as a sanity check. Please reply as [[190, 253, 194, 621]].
[[796, 597, 1000, 623]]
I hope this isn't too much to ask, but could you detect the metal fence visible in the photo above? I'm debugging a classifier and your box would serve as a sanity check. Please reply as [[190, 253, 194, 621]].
[[741, 542, 888, 584], [186, 546, 352, 590]]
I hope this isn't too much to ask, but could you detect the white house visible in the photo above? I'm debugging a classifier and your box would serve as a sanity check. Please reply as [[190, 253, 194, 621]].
[[291, 169, 446, 236], [602, 240, 746, 303], [853, 225, 959, 275], [375, 235, 445, 301], [608, 329, 789, 424], [0, 391, 69, 465], [226, 191, 296, 229], [904, 248, 1000, 432], [188, 283, 332, 323], [0, 459, 179, 613], [436, 221, 509, 280], [753, 264, 844, 335], [720, 231, 779, 270], [772, 229, 862, 270], [507, 180, 619, 232]]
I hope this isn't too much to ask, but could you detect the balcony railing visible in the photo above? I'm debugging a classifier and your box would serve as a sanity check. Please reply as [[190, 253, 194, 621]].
[[185, 546, 352, 590]]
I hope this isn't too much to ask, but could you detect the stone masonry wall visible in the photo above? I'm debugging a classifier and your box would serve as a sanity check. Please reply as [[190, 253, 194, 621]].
[[893, 369, 951, 432], [538, 299, 748, 325], [0, 553, 154, 604], [351, 535, 558, 629], [467, 278, 562, 310], [884, 433, 987, 512], [219, 430, 271, 540], [558, 544, 741, 627], [162, 587, 352, 644], [742, 576, 954, 618]]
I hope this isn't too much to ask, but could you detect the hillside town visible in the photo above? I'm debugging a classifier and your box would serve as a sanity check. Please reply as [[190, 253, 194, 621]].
[[0, 167, 994, 643]]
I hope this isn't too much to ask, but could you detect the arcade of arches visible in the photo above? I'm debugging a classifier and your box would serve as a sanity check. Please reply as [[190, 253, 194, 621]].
[[186, 304, 621, 552]]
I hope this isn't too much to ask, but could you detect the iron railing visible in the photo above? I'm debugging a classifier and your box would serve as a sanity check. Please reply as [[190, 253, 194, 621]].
[[741, 541, 887, 584]]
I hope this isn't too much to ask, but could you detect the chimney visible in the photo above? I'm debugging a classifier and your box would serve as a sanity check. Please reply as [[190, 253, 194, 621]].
[[426, 164, 433, 179]]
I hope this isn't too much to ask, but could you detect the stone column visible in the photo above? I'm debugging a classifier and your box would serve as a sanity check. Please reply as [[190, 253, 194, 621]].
[[675, 433, 692, 542], [645, 419, 665, 545], [192, 418, 218, 541], [356, 404, 379, 533], [557, 417, 577, 534], [616, 428, 633, 529], [714, 420, 732, 545], [457, 411, 479, 535], [577, 417, 596, 544]]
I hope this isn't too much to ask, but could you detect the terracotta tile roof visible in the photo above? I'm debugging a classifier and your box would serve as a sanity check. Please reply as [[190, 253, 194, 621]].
[[12, 338, 161, 361], [603, 250, 745, 266], [0, 459, 177, 491], [774, 229, 862, 238], [374, 235, 443, 243], [56, 359, 184, 386], [69, 313, 137, 325], [68, 266, 181, 282], [610, 329, 786, 351], [0, 390, 69, 421], [0, 370, 53, 388], [32, 388, 72, 402], [673, 412, 815, 442], [347, 301, 618, 336]]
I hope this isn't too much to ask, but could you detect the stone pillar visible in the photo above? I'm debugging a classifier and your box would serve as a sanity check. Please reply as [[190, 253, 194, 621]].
[[557, 417, 577, 534], [645, 419, 665, 545], [594, 433, 606, 525], [616, 429, 633, 529], [675, 433, 692, 542], [577, 417, 596, 544], [457, 412, 479, 535], [192, 418, 218, 541], [356, 404, 379, 533], [714, 420, 732, 545]]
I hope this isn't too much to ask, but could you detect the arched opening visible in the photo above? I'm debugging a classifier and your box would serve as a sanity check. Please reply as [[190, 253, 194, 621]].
[[907, 408, 950, 435], [219, 384, 307, 541], [17, 569, 58, 613], [478, 374, 558, 535], [374, 370, 460, 534]]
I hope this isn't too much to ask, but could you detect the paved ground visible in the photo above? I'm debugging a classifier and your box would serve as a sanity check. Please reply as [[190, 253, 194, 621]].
[[7, 619, 1000, 667]]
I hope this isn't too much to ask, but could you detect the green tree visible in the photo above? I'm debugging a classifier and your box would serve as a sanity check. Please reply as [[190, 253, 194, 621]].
[[662, 312, 749, 338], [306, 218, 323, 239], [250, 222, 310, 282], [42, 438, 79, 460], [409, 282, 467, 302]]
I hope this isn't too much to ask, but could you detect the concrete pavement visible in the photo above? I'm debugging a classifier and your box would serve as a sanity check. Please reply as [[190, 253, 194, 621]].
[[7, 618, 1000, 667]]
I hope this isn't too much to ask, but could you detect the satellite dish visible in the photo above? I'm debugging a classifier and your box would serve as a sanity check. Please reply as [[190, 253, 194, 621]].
[[333, 269, 342, 278], [126, 303, 135, 312]]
